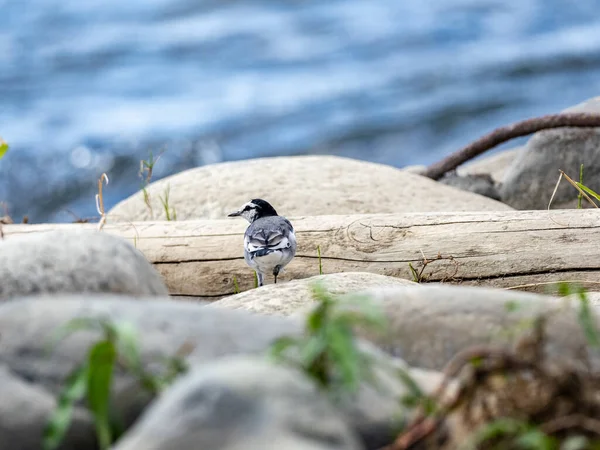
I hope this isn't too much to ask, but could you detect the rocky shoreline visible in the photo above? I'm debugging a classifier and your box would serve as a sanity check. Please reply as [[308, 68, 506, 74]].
[[2, 97, 600, 449]]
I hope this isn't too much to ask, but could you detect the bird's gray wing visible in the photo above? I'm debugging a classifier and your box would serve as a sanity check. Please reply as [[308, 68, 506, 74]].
[[282, 217, 294, 232], [245, 218, 293, 254]]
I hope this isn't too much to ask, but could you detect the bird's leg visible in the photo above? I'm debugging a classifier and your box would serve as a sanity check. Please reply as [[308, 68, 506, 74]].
[[273, 266, 281, 284], [256, 272, 264, 287]]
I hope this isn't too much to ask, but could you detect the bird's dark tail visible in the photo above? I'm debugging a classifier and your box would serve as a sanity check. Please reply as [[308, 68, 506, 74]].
[[252, 248, 273, 258]]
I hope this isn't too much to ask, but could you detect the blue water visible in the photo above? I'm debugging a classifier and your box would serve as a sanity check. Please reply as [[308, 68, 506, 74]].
[[2, 0, 600, 222]]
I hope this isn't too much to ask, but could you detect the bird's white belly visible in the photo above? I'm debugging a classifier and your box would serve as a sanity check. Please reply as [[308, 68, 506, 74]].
[[251, 250, 290, 272]]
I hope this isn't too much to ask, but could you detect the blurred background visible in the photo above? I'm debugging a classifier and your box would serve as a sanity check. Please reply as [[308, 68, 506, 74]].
[[2, 0, 600, 223]]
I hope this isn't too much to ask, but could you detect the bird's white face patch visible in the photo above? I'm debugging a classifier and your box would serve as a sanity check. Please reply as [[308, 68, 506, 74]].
[[235, 201, 259, 222], [237, 201, 256, 210]]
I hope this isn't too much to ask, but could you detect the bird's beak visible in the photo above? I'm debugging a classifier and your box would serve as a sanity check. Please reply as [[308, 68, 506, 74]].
[[228, 210, 241, 217]]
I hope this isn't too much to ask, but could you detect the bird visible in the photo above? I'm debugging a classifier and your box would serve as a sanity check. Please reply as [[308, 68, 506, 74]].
[[228, 199, 297, 287]]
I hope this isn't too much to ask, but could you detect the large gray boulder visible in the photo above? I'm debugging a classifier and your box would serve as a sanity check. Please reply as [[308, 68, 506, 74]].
[[340, 284, 600, 372], [457, 146, 522, 185], [0, 295, 298, 398], [438, 172, 501, 201], [210, 272, 418, 316], [500, 96, 600, 209], [113, 357, 365, 450], [0, 295, 298, 450], [0, 294, 441, 450], [107, 155, 512, 222], [0, 229, 169, 300]]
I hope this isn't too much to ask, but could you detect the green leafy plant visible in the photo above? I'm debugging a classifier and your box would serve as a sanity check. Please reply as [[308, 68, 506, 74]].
[[232, 276, 240, 294], [461, 417, 600, 450], [269, 282, 387, 398], [139, 149, 165, 219], [0, 137, 8, 159], [408, 262, 420, 282], [44, 317, 190, 450], [158, 184, 177, 221], [552, 169, 600, 208], [396, 365, 439, 417], [391, 283, 600, 450], [462, 418, 558, 450]]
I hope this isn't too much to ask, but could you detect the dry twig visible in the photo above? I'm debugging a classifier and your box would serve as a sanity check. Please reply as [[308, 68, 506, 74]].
[[95, 173, 109, 231], [409, 252, 459, 283], [382, 314, 600, 450]]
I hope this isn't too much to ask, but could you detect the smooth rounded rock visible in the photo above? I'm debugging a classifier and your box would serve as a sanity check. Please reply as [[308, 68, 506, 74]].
[[0, 229, 169, 300], [112, 357, 365, 450], [209, 272, 419, 316], [500, 97, 600, 209], [0, 294, 300, 395], [0, 294, 301, 449], [439, 172, 501, 200], [348, 283, 600, 372], [107, 155, 512, 222], [457, 146, 522, 184]]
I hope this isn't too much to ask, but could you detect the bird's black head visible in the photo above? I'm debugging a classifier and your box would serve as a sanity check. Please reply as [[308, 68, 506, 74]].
[[249, 199, 278, 216], [228, 198, 278, 223]]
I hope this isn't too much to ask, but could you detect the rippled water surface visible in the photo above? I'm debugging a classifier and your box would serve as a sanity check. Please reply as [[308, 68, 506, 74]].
[[2, 0, 600, 222]]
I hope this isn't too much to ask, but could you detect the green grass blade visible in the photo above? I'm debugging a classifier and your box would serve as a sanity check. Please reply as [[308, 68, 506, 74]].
[[87, 341, 117, 450], [327, 325, 361, 393], [0, 139, 8, 159], [576, 182, 600, 202], [46, 317, 103, 354], [577, 164, 584, 209], [43, 364, 89, 450], [232, 276, 240, 294], [268, 281, 395, 399], [158, 185, 175, 221], [408, 263, 419, 282], [317, 245, 323, 275]]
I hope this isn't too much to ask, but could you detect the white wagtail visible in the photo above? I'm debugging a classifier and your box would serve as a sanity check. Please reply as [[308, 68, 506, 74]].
[[228, 198, 297, 287]]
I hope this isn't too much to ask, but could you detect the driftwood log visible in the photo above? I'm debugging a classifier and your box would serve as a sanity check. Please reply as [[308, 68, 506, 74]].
[[2, 210, 600, 299]]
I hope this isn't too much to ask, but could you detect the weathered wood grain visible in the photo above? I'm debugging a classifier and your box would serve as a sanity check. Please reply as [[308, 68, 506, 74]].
[[2, 210, 600, 297]]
